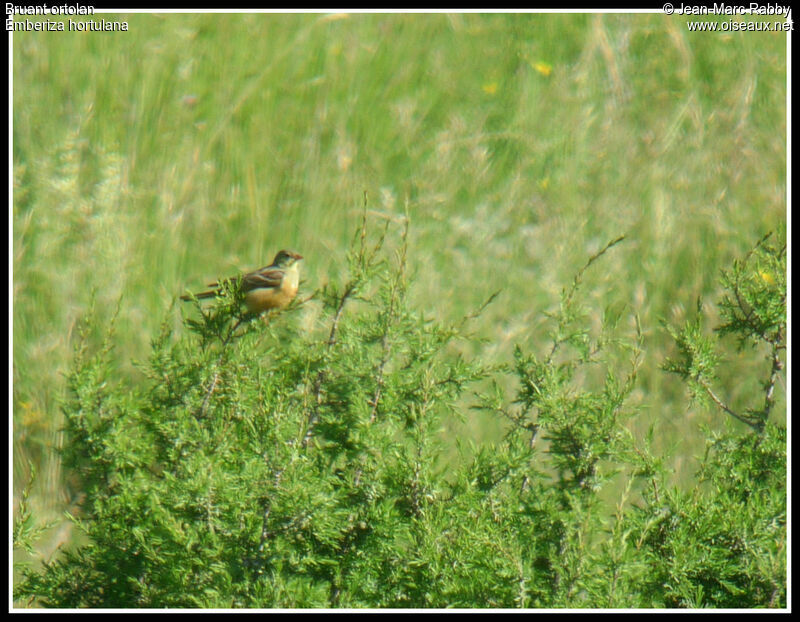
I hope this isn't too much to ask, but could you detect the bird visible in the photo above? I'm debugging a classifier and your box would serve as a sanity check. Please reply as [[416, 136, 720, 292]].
[[181, 250, 303, 314]]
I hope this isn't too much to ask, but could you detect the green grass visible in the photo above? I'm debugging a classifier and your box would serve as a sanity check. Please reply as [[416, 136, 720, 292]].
[[12, 12, 786, 558]]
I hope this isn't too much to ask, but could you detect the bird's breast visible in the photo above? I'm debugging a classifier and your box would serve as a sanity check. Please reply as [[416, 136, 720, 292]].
[[283, 265, 300, 295]]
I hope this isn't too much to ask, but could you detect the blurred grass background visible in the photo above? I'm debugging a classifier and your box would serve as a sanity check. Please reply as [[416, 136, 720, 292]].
[[13, 12, 786, 559]]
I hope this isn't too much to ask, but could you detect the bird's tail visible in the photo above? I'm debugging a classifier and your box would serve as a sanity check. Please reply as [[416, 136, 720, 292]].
[[180, 290, 217, 301]]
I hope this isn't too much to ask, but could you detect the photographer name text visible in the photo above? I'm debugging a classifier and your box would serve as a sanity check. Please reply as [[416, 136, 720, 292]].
[[670, 3, 791, 17]]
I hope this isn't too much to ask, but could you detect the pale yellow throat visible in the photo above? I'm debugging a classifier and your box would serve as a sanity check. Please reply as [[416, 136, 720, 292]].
[[244, 262, 300, 313]]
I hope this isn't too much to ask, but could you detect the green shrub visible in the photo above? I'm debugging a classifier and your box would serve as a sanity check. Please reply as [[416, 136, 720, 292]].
[[13, 222, 786, 608]]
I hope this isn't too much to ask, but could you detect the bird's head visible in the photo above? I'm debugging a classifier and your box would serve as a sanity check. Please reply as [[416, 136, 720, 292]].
[[272, 249, 303, 268]]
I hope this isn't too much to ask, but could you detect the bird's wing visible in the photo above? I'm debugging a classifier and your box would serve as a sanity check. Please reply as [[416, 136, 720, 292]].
[[242, 267, 284, 291]]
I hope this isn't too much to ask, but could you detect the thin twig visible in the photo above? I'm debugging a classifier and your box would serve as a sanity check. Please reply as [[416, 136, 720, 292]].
[[762, 333, 784, 421], [302, 284, 355, 448], [197, 315, 246, 418], [460, 289, 502, 328], [548, 235, 625, 363], [256, 465, 286, 554], [565, 235, 626, 309], [369, 218, 409, 423], [302, 194, 390, 447], [699, 378, 762, 432]]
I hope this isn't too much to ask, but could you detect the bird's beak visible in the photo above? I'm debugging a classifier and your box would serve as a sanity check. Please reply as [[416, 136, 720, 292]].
[[293, 252, 304, 260]]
